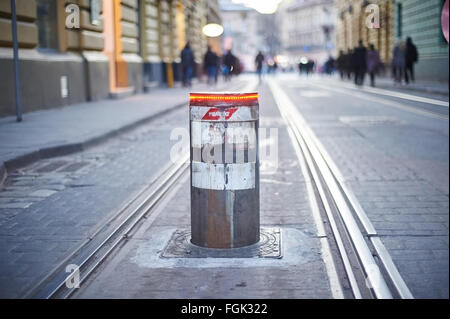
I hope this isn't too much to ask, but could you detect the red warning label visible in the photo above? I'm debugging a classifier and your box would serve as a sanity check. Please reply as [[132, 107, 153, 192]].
[[202, 107, 238, 121]]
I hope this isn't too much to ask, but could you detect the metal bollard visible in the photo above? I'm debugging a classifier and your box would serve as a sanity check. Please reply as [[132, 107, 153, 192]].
[[189, 93, 260, 249]]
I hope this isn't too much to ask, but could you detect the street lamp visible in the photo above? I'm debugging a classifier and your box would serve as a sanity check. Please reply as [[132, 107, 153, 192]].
[[202, 23, 224, 37]]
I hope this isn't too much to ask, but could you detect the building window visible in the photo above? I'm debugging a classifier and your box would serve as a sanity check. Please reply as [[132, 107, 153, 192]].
[[396, 3, 402, 38], [90, 0, 101, 26], [36, 0, 58, 50]]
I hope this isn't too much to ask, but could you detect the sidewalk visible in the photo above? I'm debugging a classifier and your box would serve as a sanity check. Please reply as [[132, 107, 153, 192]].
[[0, 78, 249, 187], [327, 73, 449, 96], [374, 77, 449, 96]]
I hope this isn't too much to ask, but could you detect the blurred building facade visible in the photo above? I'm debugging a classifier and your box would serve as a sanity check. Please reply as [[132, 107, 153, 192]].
[[279, 0, 336, 67], [219, 0, 264, 72], [394, 0, 448, 82], [335, 0, 448, 82], [0, 0, 216, 117]]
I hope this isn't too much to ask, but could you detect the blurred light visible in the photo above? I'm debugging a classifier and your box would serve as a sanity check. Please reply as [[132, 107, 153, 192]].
[[275, 55, 288, 64], [190, 93, 258, 101], [300, 57, 308, 64], [232, 0, 282, 14], [202, 23, 224, 37]]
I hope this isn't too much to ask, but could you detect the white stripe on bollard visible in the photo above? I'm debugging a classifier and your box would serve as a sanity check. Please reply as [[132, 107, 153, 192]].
[[192, 162, 255, 190], [191, 121, 256, 148]]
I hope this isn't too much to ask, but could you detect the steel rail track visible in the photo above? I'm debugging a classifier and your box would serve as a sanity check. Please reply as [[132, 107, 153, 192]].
[[268, 78, 413, 299], [30, 154, 189, 299]]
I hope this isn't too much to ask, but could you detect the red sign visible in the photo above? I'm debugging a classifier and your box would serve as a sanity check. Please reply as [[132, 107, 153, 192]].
[[202, 107, 238, 121]]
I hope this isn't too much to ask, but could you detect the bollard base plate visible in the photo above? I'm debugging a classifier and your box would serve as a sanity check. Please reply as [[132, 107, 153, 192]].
[[161, 228, 282, 259]]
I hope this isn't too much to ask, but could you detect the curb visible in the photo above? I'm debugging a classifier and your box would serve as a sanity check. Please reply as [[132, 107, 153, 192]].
[[0, 101, 186, 188]]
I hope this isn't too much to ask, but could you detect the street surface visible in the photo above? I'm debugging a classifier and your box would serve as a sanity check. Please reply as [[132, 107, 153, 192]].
[[0, 73, 448, 298], [276, 74, 449, 298]]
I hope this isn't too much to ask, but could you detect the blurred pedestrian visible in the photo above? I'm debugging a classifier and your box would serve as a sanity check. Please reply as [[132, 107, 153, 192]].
[[215, 53, 221, 84], [337, 50, 346, 79], [298, 60, 305, 74], [232, 57, 242, 76], [223, 50, 235, 82], [181, 42, 195, 87], [255, 51, 265, 83], [353, 40, 367, 86], [324, 56, 335, 75], [345, 49, 353, 79], [366, 44, 381, 87], [306, 59, 315, 75], [392, 41, 406, 84], [405, 37, 418, 83], [204, 46, 218, 85]]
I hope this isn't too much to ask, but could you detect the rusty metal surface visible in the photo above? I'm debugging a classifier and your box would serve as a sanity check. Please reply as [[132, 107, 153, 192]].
[[161, 228, 281, 258], [190, 187, 260, 248]]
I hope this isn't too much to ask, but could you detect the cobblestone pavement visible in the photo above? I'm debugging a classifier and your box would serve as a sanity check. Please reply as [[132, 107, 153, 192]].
[[75, 81, 338, 299], [277, 74, 449, 298], [0, 78, 251, 298]]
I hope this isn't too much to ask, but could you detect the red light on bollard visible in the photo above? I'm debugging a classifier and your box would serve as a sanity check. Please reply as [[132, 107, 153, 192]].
[[189, 93, 259, 106]]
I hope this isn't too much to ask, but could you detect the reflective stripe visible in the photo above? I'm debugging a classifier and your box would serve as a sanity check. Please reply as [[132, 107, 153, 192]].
[[191, 162, 255, 190], [191, 121, 256, 148]]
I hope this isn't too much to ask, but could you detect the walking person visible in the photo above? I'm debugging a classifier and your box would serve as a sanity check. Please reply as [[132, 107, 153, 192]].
[[353, 40, 367, 86], [255, 51, 265, 83], [337, 50, 346, 79], [223, 50, 235, 82], [345, 49, 353, 79], [181, 42, 195, 87], [392, 41, 406, 84], [366, 44, 381, 87], [405, 37, 418, 83], [204, 46, 218, 85]]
